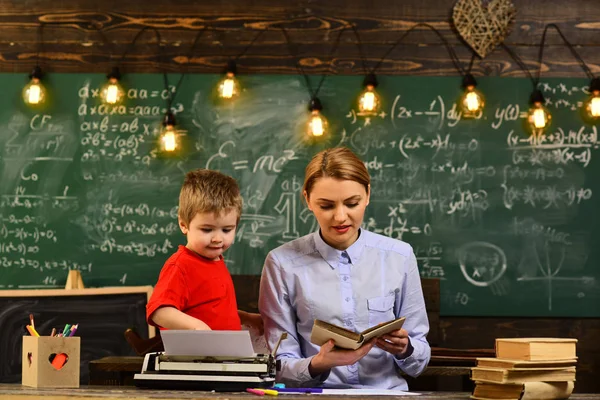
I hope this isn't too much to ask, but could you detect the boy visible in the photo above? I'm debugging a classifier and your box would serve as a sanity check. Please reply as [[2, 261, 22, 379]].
[[147, 168, 262, 332]]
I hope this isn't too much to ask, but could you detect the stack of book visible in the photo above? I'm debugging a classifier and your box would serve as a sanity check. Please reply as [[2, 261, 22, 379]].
[[470, 338, 577, 400]]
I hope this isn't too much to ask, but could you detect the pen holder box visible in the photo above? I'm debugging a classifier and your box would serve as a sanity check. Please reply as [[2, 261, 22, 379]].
[[22, 336, 80, 388]]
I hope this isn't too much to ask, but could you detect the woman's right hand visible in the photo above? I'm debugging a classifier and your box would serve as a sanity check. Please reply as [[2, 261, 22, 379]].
[[308, 339, 375, 377]]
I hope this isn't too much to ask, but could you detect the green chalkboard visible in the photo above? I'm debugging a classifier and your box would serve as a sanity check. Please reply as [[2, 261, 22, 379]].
[[0, 73, 599, 317]]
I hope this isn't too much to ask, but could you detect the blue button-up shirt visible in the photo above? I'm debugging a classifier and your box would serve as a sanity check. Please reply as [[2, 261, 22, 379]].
[[259, 229, 431, 389]]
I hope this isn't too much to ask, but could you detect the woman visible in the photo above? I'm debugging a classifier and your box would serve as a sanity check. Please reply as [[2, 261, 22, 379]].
[[259, 147, 430, 389]]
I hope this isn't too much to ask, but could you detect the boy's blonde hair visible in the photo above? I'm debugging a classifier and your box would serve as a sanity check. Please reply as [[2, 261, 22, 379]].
[[178, 169, 243, 226]]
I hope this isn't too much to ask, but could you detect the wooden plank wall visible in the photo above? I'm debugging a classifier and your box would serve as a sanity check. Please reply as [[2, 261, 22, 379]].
[[1, 0, 599, 392]]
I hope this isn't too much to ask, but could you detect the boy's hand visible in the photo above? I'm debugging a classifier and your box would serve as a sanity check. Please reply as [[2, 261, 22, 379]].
[[238, 310, 264, 335]]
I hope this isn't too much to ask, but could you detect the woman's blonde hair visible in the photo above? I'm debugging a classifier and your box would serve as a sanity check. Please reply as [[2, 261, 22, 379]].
[[303, 147, 370, 198], [178, 169, 243, 226]]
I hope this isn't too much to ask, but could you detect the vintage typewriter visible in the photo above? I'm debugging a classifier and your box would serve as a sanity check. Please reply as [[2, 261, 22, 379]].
[[134, 331, 286, 391]]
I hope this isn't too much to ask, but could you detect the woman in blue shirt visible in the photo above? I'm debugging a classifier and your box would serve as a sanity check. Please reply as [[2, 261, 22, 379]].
[[259, 147, 431, 389]]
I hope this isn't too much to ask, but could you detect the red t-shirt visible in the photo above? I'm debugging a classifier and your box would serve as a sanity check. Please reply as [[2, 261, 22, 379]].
[[146, 245, 241, 330]]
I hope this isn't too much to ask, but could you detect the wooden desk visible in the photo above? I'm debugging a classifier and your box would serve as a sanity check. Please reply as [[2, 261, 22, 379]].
[[88, 356, 473, 387], [0, 385, 597, 400]]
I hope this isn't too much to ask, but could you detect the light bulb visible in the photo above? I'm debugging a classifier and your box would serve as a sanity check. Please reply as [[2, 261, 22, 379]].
[[527, 90, 551, 134], [308, 110, 328, 137], [219, 73, 240, 99], [585, 78, 600, 120], [528, 102, 551, 132], [460, 74, 484, 118], [588, 95, 600, 118], [358, 85, 381, 115], [101, 72, 125, 105], [306, 98, 328, 137], [160, 112, 179, 152], [161, 128, 177, 152], [357, 74, 381, 116], [23, 66, 47, 106]]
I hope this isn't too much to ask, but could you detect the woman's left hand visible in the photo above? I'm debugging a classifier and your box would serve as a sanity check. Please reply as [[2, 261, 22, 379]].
[[375, 328, 411, 358]]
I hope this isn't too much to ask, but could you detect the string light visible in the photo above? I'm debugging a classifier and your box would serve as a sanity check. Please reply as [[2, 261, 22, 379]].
[[460, 73, 484, 117], [306, 98, 328, 137], [101, 67, 125, 105], [23, 66, 46, 106], [527, 89, 551, 133], [585, 78, 600, 120], [357, 73, 381, 116], [218, 60, 241, 99], [160, 111, 178, 152]]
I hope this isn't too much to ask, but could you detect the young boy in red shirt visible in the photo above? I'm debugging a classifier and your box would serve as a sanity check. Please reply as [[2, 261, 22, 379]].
[[147, 169, 262, 332]]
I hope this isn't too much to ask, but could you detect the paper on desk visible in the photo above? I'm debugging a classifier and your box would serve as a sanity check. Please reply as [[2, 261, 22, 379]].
[[161, 330, 256, 357], [317, 389, 421, 396]]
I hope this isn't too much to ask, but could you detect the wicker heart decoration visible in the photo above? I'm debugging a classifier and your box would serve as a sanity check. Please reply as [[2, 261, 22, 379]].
[[452, 0, 516, 58]]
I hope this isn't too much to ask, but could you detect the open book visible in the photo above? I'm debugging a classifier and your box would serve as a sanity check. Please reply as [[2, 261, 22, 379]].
[[310, 317, 405, 350]]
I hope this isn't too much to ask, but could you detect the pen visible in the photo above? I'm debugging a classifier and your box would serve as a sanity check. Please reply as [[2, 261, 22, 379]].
[[274, 388, 323, 393], [246, 388, 265, 396]]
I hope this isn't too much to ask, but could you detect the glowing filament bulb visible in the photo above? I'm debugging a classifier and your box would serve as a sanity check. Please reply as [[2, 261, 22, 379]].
[[23, 78, 45, 105], [465, 91, 481, 112], [161, 127, 177, 152], [532, 108, 546, 128], [218, 72, 240, 99], [589, 95, 600, 118], [102, 78, 124, 105], [527, 102, 551, 134], [359, 86, 379, 113], [308, 110, 327, 137]]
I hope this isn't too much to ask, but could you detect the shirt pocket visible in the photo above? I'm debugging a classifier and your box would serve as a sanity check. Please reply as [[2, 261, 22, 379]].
[[367, 295, 396, 327]]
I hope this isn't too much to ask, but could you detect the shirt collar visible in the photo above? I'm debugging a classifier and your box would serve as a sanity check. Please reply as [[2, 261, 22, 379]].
[[313, 228, 366, 269]]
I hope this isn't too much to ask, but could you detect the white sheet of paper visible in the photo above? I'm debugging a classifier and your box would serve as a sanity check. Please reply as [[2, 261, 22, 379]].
[[318, 389, 421, 396], [161, 330, 256, 357]]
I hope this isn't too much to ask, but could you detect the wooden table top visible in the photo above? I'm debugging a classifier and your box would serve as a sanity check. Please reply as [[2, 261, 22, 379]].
[[0, 385, 598, 400]]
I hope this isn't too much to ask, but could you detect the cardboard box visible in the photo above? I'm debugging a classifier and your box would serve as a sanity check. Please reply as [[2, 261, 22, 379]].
[[22, 336, 80, 388]]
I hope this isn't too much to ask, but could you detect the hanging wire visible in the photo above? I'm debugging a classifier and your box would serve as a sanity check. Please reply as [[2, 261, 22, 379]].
[[370, 23, 467, 76], [35, 22, 45, 69], [117, 27, 176, 108], [348, 24, 370, 77], [536, 23, 595, 84], [501, 43, 537, 87], [233, 29, 268, 63], [280, 24, 348, 100], [466, 52, 476, 74]]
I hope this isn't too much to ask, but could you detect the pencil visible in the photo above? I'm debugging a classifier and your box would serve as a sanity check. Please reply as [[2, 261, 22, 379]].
[[29, 313, 35, 329], [51, 328, 56, 337]]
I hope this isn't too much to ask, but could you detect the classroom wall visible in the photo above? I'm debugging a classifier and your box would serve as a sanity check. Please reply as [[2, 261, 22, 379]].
[[1, 0, 599, 392]]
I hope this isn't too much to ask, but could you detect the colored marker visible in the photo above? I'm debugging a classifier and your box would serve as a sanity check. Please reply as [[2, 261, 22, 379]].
[[51, 353, 68, 369], [62, 324, 71, 336], [26, 325, 40, 337], [259, 389, 278, 396], [246, 388, 265, 396]]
